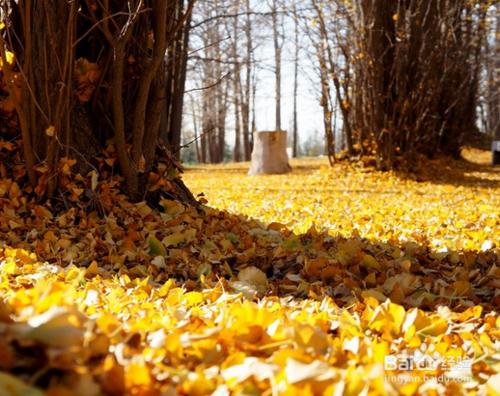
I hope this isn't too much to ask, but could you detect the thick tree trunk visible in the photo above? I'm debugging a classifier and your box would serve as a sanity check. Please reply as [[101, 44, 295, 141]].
[[3, 0, 196, 204], [347, 0, 484, 167]]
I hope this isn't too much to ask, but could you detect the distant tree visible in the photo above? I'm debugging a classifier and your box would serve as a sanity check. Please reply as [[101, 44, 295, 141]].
[[301, 129, 324, 157], [291, 0, 300, 158], [194, 0, 229, 164], [303, 0, 490, 168], [187, 0, 259, 163], [482, 4, 499, 140], [241, 0, 255, 160], [302, 0, 356, 164], [232, 0, 242, 162], [271, 0, 284, 131], [349, 0, 489, 167]]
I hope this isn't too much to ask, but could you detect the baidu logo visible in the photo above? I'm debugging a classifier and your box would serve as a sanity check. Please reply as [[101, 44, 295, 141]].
[[384, 343, 473, 384]]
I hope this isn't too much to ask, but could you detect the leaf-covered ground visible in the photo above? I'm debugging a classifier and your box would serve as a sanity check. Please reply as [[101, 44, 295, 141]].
[[0, 149, 499, 395]]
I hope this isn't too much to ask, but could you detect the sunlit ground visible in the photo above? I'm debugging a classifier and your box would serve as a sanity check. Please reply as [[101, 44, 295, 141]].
[[184, 149, 500, 252]]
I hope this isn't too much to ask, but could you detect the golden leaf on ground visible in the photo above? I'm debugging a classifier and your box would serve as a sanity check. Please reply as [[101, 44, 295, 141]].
[[0, 156, 498, 395], [27, 306, 85, 348], [285, 358, 336, 384], [148, 235, 166, 256]]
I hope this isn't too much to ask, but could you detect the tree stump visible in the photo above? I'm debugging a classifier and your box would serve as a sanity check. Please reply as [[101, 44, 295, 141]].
[[248, 130, 291, 175], [493, 141, 500, 166]]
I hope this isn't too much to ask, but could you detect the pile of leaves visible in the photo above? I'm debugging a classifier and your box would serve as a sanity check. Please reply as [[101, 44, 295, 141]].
[[0, 151, 499, 395]]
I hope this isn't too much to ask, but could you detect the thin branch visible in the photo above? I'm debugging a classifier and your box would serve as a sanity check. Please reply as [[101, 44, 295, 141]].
[[184, 71, 231, 93]]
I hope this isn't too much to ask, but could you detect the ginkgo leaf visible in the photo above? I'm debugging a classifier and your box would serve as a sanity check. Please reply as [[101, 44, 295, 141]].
[[148, 235, 166, 256], [0, 50, 14, 67], [0, 155, 497, 395], [237, 266, 268, 294], [221, 357, 278, 383], [162, 228, 196, 247], [343, 336, 360, 354], [27, 306, 85, 348], [361, 254, 381, 271], [45, 126, 55, 137], [486, 374, 500, 396], [285, 358, 336, 384]]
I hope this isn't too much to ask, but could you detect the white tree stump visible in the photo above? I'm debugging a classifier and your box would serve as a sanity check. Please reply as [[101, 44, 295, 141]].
[[248, 130, 291, 175]]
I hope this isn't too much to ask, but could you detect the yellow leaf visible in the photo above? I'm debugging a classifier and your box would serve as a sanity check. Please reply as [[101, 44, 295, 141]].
[[86, 260, 99, 276], [285, 358, 336, 384], [27, 307, 85, 348], [96, 317, 121, 339], [361, 289, 387, 303], [458, 305, 482, 322], [361, 253, 381, 271], [486, 374, 500, 396], [162, 228, 196, 247], [238, 266, 268, 292], [148, 235, 166, 256], [0, 50, 14, 68], [388, 302, 406, 331], [125, 363, 151, 388], [45, 125, 55, 137], [1, 258, 17, 275], [418, 317, 448, 336], [184, 291, 203, 307]]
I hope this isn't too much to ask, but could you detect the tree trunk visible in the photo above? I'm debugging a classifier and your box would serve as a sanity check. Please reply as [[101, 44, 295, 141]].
[[271, 0, 282, 131], [346, 0, 485, 167], [165, 7, 192, 158], [292, 0, 299, 158], [241, 0, 253, 161], [232, 0, 242, 162], [2, 0, 196, 204]]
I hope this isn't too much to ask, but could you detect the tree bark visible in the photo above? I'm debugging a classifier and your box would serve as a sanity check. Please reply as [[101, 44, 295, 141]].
[[4, 0, 196, 204]]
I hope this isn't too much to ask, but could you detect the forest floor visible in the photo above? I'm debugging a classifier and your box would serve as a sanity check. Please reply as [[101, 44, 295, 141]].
[[0, 148, 499, 395]]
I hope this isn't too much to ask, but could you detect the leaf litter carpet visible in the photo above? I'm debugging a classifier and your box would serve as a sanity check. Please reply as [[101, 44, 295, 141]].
[[0, 152, 499, 395]]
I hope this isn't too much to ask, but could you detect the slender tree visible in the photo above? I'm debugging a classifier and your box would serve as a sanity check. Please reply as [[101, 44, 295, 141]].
[[305, 0, 490, 168], [271, 0, 283, 131], [241, 0, 254, 160], [232, 0, 242, 161], [291, 0, 299, 157]]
